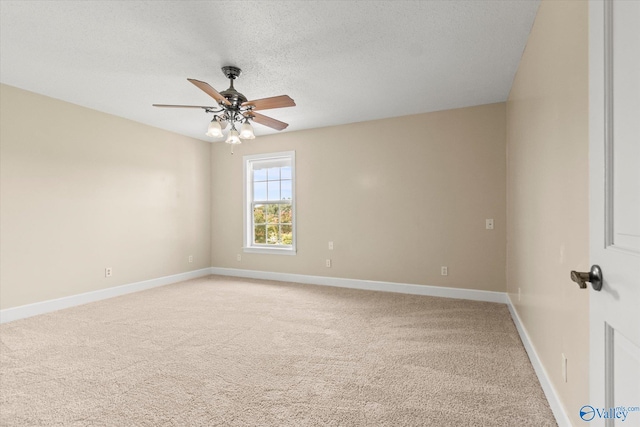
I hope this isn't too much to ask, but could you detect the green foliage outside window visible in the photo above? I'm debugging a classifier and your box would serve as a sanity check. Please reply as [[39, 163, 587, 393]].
[[253, 203, 292, 245]]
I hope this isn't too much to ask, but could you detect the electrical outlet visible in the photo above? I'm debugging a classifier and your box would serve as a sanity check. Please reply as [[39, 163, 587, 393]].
[[328, 241, 334, 250], [188, 255, 193, 263], [105, 267, 112, 278], [326, 259, 332, 268], [486, 219, 494, 230], [562, 353, 567, 382], [236, 254, 242, 262], [441, 266, 448, 276]]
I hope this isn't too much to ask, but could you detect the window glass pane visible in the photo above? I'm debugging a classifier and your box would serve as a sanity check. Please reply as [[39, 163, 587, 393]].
[[253, 167, 267, 182], [254, 225, 266, 244], [281, 180, 292, 200], [281, 224, 292, 245], [253, 205, 265, 224], [267, 167, 280, 181], [280, 204, 292, 224], [253, 182, 267, 201], [281, 166, 292, 180], [267, 224, 279, 244], [266, 204, 279, 224], [267, 181, 280, 201]]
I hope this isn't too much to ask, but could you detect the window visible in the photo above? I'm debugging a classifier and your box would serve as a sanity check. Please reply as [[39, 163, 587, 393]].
[[243, 151, 296, 254]]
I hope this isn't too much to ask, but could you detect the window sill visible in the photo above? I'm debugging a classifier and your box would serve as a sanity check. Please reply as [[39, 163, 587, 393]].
[[243, 246, 297, 256]]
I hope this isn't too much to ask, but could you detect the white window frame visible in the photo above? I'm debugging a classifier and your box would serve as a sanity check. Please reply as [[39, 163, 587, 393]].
[[243, 151, 296, 255]]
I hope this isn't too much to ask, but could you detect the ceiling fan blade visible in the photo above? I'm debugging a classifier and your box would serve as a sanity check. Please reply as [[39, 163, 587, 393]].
[[187, 78, 231, 106], [245, 111, 289, 131], [242, 95, 296, 111], [152, 104, 214, 109]]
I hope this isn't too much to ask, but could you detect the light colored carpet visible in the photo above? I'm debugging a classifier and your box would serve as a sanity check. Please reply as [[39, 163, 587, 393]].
[[0, 275, 556, 426]]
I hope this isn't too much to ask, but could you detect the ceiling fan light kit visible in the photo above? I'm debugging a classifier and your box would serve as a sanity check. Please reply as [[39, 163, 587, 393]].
[[153, 66, 295, 153]]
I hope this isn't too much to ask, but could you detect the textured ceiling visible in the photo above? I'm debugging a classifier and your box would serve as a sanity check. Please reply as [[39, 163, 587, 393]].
[[0, 0, 539, 141]]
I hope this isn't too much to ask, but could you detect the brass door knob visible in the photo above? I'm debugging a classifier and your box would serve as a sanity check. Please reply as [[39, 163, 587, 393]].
[[570, 265, 603, 291]]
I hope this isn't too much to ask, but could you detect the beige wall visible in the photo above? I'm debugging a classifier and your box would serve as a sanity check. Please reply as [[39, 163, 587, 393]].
[[211, 103, 507, 292], [0, 84, 211, 309], [506, 1, 589, 425]]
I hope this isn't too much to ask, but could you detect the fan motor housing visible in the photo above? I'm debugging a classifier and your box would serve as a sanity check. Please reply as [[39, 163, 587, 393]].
[[220, 88, 247, 107]]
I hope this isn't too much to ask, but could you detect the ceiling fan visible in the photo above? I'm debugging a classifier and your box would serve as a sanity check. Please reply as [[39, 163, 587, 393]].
[[153, 66, 295, 149]]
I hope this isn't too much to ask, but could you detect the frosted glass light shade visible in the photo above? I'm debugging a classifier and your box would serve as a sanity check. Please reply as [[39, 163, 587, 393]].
[[225, 129, 241, 145], [205, 120, 223, 138], [239, 122, 255, 140]]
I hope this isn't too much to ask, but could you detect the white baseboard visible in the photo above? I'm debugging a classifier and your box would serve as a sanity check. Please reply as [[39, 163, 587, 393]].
[[0, 268, 212, 324], [1, 267, 505, 323], [507, 295, 571, 427], [210, 267, 507, 304]]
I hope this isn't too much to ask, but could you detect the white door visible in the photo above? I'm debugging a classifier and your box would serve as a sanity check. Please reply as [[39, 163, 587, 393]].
[[588, 1, 640, 426]]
